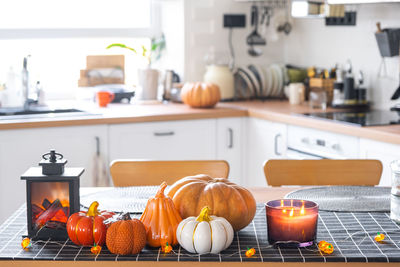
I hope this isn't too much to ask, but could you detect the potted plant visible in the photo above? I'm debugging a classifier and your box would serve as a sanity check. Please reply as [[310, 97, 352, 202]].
[[107, 35, 165, 100]]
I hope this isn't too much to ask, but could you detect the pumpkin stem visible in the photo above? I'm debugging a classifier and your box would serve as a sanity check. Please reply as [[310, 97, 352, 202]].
[[86, 201, 100, 217], [156, 182, 168, 197], [120, 212, 132, 221], [196, 206, 212, 222]]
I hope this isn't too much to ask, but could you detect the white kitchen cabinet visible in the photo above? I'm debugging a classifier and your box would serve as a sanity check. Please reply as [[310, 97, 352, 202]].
[[245, 118, 287, 187], [109, 119, 217, 164], [216, 118, 244, 184], [0, 125, 108, 224], [359, 138, 400, 186]]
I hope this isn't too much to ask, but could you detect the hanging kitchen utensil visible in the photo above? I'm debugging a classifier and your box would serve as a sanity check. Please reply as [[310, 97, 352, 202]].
[[277, 1, 292, 35], [247, 5, 266, 57]]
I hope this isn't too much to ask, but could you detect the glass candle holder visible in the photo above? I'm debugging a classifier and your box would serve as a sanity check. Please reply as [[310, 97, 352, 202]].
[[266, 199, 319, 247], [391, 160, 400, 223]]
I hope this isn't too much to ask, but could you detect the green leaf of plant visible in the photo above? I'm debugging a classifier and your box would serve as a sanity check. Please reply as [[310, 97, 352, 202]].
[[106, 43, 137, 53], [141, 45, 147, 58]]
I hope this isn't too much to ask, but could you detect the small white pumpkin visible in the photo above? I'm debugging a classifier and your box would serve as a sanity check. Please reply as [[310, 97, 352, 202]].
[[176, 206, 234, 254]]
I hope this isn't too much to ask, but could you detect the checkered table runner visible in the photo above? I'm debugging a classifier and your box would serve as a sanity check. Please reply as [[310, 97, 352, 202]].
[[1, 188, 400, 262]]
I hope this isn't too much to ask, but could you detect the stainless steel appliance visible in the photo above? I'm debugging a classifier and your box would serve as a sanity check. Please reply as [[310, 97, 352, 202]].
[[287, 125, 359, 159]]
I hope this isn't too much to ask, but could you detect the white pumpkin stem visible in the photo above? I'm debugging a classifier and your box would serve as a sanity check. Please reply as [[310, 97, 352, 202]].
[[196, 206, 212, 222]]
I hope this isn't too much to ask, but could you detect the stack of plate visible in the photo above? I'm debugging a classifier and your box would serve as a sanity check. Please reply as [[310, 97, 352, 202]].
[[234, 64, 288, 100]]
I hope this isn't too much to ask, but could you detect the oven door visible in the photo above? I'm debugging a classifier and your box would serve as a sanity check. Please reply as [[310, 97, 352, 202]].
[[286, 148, 326, 159]]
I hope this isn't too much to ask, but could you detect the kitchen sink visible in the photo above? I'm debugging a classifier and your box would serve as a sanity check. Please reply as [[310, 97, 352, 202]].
[[0, 108, 95, 120]]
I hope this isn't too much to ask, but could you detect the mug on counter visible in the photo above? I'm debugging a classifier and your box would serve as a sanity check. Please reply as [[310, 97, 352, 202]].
[[288, 83, 305, 105], [96, 91, 115, 107]]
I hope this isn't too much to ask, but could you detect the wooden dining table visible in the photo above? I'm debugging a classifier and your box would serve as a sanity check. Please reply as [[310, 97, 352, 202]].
[[0, 186, 399, 267]]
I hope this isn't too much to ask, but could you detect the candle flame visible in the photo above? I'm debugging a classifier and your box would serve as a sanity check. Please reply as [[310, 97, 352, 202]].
[[281, 199, 284, 207], [289, 208, 294, 217], [300, 204, 305, 215], [282, 209, 287, 213]]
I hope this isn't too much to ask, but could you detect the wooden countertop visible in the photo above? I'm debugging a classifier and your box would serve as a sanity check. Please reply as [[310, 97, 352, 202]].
[[0, 102, 247, 130], [1, 100, 400, 145]]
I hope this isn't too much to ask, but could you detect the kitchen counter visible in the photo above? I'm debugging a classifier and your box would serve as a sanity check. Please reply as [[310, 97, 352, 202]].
[[223, 101, 400, 145], [1, 100, 400, 145], [1, 186, 399, 267]]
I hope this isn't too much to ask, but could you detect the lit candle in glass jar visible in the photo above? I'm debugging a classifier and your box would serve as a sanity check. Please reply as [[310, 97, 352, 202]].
[[266, 199, 318, 247]]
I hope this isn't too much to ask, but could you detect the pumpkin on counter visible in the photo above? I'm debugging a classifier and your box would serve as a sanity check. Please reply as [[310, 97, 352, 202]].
[[177, 206, 234, 254], [167, 174, 256, 231], [180, 82, 221, 108], [106, 213, 147, 255], [140, 182, 182, 247], [67, 201, 114, 246]]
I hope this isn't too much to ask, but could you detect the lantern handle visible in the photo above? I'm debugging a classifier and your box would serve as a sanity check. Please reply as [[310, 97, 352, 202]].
[[42, 150, 63, 163]]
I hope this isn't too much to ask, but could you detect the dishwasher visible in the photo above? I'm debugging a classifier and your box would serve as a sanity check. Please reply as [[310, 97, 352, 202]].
[[286, 125, 359, 160]]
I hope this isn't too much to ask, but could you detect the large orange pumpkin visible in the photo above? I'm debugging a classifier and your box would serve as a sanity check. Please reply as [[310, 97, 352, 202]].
[[67, 201, 114, 246], [181, 82, 221, 108], [167, 174, 256, 231], [140, 182, 182, 247], [106, 213, 147, 255]]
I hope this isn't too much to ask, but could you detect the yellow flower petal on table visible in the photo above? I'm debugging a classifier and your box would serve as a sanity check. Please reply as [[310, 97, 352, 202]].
[[91, 245, 102, 255], [162, 242, 172, 254], [21, 237, 31, 250], [246, 248, 256, 258], [318, 241, 334, 254], [374, 233, 385, 242]]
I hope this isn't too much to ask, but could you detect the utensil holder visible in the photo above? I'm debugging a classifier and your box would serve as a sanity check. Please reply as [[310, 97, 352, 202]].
[[375, 29, 400, 57]]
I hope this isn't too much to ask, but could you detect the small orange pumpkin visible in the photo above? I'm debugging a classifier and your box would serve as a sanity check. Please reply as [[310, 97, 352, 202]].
[[181, 82, 221, 108], [106, 213, 146, 255], [140, 182, 182, 247], [67, 201, 114, 246]]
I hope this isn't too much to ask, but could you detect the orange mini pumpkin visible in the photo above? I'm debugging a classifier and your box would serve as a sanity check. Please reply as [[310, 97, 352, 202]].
[[181, 82, 221, 108], [67, 201, 114, 246], [167, 174, 256, 231], [140, 182, 182, 247], [106, 213, 146, 255]]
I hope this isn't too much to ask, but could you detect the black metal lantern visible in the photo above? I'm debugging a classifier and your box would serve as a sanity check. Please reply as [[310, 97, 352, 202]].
[[21, 150, 84, 240]]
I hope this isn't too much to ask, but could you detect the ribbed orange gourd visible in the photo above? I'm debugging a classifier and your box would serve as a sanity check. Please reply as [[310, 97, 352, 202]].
[[167, 174, 257, 231], [180, 82, 221, 108], [140, 182, 182, 247]]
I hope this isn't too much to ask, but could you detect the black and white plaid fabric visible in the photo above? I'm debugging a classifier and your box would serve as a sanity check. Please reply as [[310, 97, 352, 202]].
[[1, 187, 400, 262]]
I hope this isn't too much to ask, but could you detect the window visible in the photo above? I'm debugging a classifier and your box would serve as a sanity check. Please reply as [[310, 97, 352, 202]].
[[0, 0, 151, 29], [0, 0, 158, 100]]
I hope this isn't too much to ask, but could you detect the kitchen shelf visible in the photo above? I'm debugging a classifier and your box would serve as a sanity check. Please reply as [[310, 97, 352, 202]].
[[235, 0, 288, 8]]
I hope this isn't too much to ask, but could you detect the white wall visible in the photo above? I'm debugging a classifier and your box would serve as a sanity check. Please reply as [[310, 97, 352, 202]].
[[183, 0, 286, 82], [156, 0, 185, 78], [285, 3, 400, 109], [166, 1, 400, 109]]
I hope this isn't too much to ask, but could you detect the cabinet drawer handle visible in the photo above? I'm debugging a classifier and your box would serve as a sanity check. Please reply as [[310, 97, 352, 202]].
[[154, 131, 175, 136], [274, 133, 282, 156], [228, 128, 233, 149]]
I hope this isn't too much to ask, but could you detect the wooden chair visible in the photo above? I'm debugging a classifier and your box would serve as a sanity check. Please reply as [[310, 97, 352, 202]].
[[264, 159, 383, 186], [110, 160, 229, 186]]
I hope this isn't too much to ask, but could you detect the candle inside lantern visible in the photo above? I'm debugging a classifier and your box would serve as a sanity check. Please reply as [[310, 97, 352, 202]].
[[266, 199, 318, 247]]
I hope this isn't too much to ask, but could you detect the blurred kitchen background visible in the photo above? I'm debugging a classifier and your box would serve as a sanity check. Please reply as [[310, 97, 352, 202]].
[[0, 0, 398, 108]]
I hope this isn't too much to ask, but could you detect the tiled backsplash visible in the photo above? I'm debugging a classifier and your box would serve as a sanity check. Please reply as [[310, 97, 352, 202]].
[[181, 0, 400, 109], [285, 3, 400, 109]]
